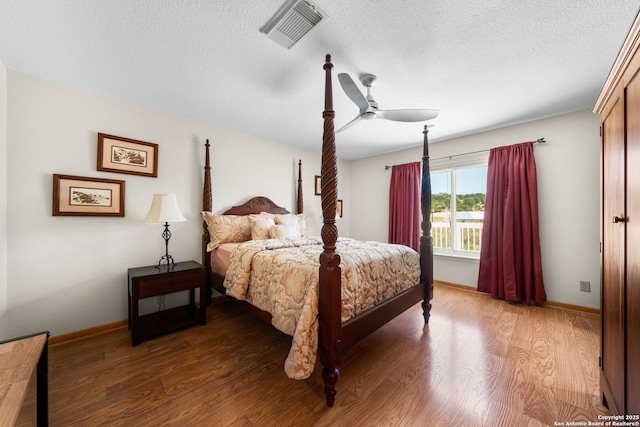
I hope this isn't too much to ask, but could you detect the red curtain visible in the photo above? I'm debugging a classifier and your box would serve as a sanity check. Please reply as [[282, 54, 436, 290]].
[[477, 142, 546, 303], [389, 162, 421, 252]]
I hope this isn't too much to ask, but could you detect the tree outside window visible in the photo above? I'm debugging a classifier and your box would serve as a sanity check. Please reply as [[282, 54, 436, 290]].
[[430, 165, 487, 257]]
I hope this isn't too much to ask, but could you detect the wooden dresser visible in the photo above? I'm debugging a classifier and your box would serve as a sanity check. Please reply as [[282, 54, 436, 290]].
[[593, 10, 640, 416], [0, 332, 49, 426]]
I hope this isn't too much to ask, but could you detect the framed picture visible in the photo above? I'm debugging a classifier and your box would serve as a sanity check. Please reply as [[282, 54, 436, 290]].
[[315, 175, 322, 195], [53, 174, 125, 216], [97, 133, 158, 177], [337, 199, 343, 218]]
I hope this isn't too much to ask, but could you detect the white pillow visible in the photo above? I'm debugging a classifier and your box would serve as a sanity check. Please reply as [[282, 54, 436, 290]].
[[270, 224, 299, 239], [274, 213, 306, 237]]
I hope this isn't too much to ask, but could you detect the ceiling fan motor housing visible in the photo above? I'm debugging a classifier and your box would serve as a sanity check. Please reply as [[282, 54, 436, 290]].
[[366, 96, 378, 109], [361, 75, 378, 108]]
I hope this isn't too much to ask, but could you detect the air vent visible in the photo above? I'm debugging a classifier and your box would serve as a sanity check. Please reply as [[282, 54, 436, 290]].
[[261, 0, 327, 49]]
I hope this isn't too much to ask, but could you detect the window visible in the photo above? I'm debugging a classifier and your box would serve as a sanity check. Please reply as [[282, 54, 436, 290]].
[[430, 163, 487, 258]]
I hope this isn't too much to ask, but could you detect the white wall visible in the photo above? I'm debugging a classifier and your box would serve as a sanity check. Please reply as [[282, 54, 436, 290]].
[[350, 111, 602, 309], [3, 71, 349, 340], [2, 70, 601, 341], [0, 59, 7, 337]]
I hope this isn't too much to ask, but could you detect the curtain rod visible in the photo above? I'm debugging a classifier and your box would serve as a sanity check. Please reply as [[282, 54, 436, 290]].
[[384, 137, 546, 169]]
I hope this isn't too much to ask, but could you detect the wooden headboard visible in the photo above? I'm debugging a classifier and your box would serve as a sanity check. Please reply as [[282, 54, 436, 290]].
[[222, 196, 290, 215]]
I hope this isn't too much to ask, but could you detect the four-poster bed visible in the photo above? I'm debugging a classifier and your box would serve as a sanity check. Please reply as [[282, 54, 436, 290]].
[[200, 54, 434, 406]]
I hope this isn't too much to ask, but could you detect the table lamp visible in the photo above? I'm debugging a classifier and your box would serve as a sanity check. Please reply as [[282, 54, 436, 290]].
[[144, 194, 187, 266]]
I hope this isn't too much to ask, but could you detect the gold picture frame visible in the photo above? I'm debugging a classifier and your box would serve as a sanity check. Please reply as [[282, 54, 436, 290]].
[[315, 175, 322, 195], [337, 199, 343, 218], [53, 174, 125, 216], [97, 133, 158, 177]]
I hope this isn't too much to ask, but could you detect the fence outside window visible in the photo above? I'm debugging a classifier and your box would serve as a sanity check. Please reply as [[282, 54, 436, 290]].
[[431, 220, 483, 253]]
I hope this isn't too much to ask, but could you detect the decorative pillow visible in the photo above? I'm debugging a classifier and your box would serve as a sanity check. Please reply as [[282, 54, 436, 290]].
[[202, 212, 252, 251], [274, 213, 306, 237], [258, 211, 278, 218], [249, 216, 275, 240], [270, 223, 299, 240], [296, 214, 307, 237]]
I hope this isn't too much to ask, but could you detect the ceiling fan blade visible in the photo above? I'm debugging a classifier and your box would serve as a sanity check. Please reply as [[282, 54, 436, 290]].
[[337, 73, 369, 113], [336, 115, 363, 132], [375, 109, 440, 122]]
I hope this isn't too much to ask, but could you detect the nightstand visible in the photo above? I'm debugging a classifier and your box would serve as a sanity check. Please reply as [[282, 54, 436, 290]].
[[128, 260, 205, 346]]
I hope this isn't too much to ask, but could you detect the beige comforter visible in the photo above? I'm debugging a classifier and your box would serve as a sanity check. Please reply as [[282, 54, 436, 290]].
[[223, 237, 420, 379]]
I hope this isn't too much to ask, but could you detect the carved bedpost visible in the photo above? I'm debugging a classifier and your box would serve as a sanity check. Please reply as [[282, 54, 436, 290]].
[[318, 54, 342, 407], [297, 159, 303, 214], [203, 139, 212, 214], [202, 139, 213, 304], [420, 126, 434, 323]]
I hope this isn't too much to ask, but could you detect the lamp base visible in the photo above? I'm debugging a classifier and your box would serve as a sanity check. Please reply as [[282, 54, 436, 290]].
[[156, 222, 176, 268], [157, 255, 176, 267]]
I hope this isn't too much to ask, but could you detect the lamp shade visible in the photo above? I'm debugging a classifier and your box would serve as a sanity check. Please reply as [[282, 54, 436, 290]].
[[144, 194, 187, 223]]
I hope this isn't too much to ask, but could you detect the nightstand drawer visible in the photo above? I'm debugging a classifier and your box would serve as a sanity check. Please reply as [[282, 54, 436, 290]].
[[137, 270, 201, 298]]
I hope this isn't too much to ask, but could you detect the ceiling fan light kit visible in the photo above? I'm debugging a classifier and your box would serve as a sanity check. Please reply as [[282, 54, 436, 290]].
[[337, 72, 439, 132]]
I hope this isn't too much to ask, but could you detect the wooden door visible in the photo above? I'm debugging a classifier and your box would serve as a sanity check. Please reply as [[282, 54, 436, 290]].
[[626, 70, 640, 414], [601, 97, 626, 414]]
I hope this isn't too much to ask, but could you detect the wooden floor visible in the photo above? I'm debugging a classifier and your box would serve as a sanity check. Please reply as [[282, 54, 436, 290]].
[[17, 284, 608, 426]]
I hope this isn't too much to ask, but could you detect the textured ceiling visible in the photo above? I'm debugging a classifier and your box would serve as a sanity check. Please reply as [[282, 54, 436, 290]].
[[0, 1, 638, 160]]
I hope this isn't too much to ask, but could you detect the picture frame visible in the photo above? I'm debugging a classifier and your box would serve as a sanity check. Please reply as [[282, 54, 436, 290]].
[[53, 174, 125, 216], [97, 133, 158, 177], [315, 175, 322, 196], [337, 199, 343, 218]]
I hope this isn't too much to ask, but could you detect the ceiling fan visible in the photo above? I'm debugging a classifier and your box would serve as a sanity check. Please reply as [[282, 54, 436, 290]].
[[336, 73, 439, 132]]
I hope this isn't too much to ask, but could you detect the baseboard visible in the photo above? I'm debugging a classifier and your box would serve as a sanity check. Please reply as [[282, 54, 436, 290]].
[[434, 280, 600, 315], [49, 282, 598, 345], [49, 302, 207, 345], [434, 280, 476, 291], [49, 319, 128, 346], [544, 300, 600, 315]]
